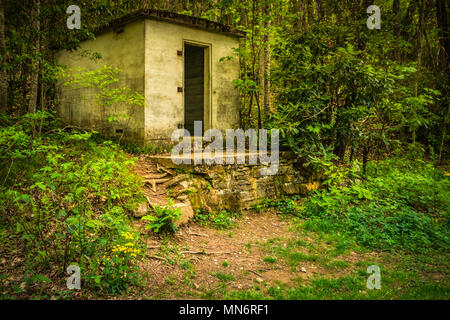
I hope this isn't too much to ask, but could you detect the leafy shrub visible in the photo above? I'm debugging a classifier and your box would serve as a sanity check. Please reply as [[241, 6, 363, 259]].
[[87, 231, 144, 294], [299, 159, 449, 252], [254, 198, 301, 216], [194, 209, 241, 230], [0, 112, 145, 295], [263, 256, 277, 264], [269, 26, 395, 162], [213, 272, 235, 282], [141, 201, 181, 234]]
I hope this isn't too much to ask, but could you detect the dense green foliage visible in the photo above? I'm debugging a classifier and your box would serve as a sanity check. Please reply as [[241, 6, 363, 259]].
[[257, 156, 449, 253], [300, 158, 449, 252], [142, 201, 181, 234], [268, 17, 446, 166], [194, 209, 242, 230], [2, 0, 448, 163], [0, 0, 448, 300], [0, 112, 145, 296]]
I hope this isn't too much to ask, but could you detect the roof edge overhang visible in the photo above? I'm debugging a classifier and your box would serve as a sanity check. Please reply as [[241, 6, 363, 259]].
[[93, 9, 245, 38]]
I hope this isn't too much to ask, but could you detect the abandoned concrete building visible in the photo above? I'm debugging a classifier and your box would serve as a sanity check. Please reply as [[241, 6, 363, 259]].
[[56, 10, 243, 144]]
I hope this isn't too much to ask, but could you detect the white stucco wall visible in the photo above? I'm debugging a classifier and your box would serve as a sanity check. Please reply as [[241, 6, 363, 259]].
[[56, 20, 146, 142], [144, 19, 241, 142]]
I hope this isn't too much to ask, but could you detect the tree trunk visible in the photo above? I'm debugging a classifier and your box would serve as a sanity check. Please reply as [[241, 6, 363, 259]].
[[258, 44, 264, 112], [362, 145, 370, 176], [436, 0, 449, 163], [333, 131, 346, 161], [293, 0, 303, 30], [263, 2, 271, 115], [413, 0, 425, 145], [316, 0, 324, 20], [436, 0, 449, 70], [0, 0, 7, 113], [240, 7, 248, 129], [306, 0, 313, 26], [28, 0, 40, 114], [393, 0, 400, 37]]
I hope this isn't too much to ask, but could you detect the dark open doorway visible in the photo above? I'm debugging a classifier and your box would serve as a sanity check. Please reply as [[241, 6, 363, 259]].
[[184, 43, 205, 135]]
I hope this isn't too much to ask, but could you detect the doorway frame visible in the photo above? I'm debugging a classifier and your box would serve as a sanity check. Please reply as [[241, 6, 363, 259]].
[[183, 40, 212, 134]]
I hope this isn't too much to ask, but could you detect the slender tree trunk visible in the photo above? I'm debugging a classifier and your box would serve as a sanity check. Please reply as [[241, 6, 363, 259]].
[[253, 0, 261, 129], [240, 7, 248, 129], [306, 0, 313, 26], [436, 0, 449, 163], [413, 0, 425, 145], [362, 145, 369, 176], [263, 20, 271, 114], [393, 0, 401, 60], [393, 0, 400, 35], [293, 0, 303, 30], [28, 0, 40, 114], [411, 0, 424, 144], [0, 0, 7, 113], [258, 44, 264, 112], [334, 131, 346, 161], [316, 0, 324, 20], [262, 2, 271, 116], [402, 0, 418, 40], [350, 146, 354, 163], [257, 1, 264, 120], [436, 0, 449, 70]]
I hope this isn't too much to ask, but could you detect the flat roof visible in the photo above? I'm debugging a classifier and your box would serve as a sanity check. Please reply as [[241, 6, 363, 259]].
[[93, 9, 245, 38]]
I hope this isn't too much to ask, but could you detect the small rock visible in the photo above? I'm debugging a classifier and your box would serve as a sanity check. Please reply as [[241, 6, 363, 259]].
[[180, 181, 189, 188], [300, 267, 307, 273], [173, 201, 195, 227], [255, 277, 263, 283], [133, 202, 150, 218]]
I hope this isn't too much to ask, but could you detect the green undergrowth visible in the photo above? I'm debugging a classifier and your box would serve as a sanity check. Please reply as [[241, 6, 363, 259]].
[[298, 158, 449, 252], [194, 209, 242, 230], [222, 245, 449, 300], [253, 197, 302, 216], [141, 200, 181, 235], [0, 112, 146, 298], [243, 157, 449, 300]]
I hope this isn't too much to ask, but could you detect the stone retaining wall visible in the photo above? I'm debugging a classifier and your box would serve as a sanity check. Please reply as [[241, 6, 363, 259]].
[[149, 152, 322, 213]]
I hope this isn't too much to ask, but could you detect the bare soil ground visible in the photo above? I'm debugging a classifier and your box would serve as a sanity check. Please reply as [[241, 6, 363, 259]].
[[126, 157, 382, 300], [127, 209, 382, 299], [136, 211, 295, 298]]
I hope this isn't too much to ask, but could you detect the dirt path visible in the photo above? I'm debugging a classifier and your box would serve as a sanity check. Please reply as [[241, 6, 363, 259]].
[[128, 156, 381, 299], [134, 211, 297, 298]]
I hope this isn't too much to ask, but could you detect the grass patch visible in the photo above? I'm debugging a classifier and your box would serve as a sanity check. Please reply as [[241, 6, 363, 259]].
[[194, 209, 241, 230], [326, 260, 351, 270], [263, 256, 278, 264], [213, 272, 235, 282]]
